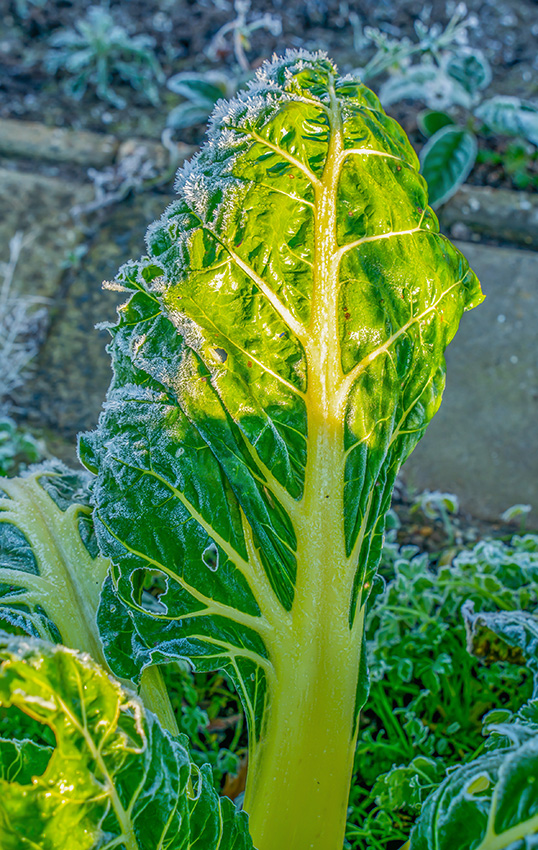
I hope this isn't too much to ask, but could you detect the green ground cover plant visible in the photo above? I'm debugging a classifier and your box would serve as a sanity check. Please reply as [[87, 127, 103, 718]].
[[1, 50, 538, 850]]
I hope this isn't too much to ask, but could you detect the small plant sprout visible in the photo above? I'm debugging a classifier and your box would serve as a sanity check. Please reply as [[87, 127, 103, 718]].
[[46, 5, 165, 109], [412, 490, 460, 543], [500, 503, 533, 533], [357, 4, 479, 86], [206, 0, 282, 72]]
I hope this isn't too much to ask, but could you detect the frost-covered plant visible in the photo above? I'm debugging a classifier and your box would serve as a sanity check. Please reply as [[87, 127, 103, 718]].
[[0, 231, 49, 411], [356, 4, 481, 91], [0, 462, 253, 847], [206, 0, 282, 72], [417, 96, 538, 207], [79, 51, 483, 850], [356, 7, 538, 207], [0, 417, 44, 476], [411, 488, 459, 543], [166, 70, 249, 132], [46, 5, 164, 109], [13, 0, 47, 19]]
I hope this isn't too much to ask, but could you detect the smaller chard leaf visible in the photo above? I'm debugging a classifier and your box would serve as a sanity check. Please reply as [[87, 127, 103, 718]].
[[379, 66, 473, 110], [420, 125, 477, 207], [475, 96, 538, 147], [417, 109, 455, 139], [0, 635, 254, 850], [410, 735, 538, 850], [0, 463, 110, 665], [0, 737, 52, 784], [446, 49, 492, 95], [463, 601, 538, 684]]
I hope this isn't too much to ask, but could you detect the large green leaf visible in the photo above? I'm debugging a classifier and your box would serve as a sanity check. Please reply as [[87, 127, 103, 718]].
[[0, 634, 253, 850], [420, 125, 477, 207], [80, 51, 482, 846]]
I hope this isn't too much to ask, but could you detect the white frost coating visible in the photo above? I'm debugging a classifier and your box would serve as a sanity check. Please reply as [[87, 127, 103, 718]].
[[182, 172, 211, 218]]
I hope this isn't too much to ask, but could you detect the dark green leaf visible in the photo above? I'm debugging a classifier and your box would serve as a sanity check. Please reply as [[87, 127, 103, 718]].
[[417, 109, 455, 139], [420, 125, 477, 207]]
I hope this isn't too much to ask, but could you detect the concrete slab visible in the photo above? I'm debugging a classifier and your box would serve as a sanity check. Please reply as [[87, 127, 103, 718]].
[[402, 242, 538, 524], [17, 191, 174, 458], [0, 168, 92, 301]]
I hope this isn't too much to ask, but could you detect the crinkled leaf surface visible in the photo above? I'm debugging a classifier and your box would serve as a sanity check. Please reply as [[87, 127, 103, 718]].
[[80, 50, 482, 757], [0, 634, 253, 850], [464, 602, 538, 690]]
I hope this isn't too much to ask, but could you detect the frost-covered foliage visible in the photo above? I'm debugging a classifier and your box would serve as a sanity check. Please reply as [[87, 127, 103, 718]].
[[353, 6, 538, 207], [46, 5, 164, 109], [206, 0, 282, 72]]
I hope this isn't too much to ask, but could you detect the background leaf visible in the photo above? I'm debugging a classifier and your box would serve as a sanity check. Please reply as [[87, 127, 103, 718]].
[[420, 125, 477, 207], [417, 109, 455, 139], [475, 96, 538, 146]]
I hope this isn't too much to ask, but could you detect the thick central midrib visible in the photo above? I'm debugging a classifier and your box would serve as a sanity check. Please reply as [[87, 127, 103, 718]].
[[292, 84, 351, 633]]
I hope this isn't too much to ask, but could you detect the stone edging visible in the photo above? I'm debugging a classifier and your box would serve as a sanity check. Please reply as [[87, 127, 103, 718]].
[[441, 185, 538, 250]]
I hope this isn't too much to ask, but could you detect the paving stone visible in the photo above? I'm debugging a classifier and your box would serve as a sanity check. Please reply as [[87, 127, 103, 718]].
[[17, 191, 175, 460], [0, 167, 92, 301], [441, 185, 538, 249], [0, 119, 119, 168], [403, 241, 538, 524]]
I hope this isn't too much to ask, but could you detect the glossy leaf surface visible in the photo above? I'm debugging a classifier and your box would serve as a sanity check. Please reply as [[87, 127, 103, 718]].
[[420, 125, 477, 207], [417, 109, 455, 139], [0, 634, 253, 850]]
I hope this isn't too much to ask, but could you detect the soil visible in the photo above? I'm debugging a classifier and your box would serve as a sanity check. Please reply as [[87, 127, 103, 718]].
[[0, 0, 537, 189]]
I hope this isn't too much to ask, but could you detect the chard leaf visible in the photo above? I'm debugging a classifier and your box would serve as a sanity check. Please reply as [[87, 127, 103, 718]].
[[0, 634, 253, 850], [410, 736, 538, 850], [420, 125, 477, 207], [475, 96, 538, 147], [0, 462, 109, 659], [80, 50, 482, 789]]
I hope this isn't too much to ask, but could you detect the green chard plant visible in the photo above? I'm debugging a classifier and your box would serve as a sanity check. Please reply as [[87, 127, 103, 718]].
[[0, 462, 253, 847], [76, 50, 483, 850]]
